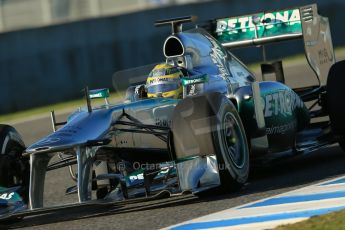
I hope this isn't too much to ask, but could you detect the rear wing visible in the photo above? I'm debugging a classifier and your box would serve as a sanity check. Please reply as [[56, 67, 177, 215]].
[[211, 4, 335, 85]]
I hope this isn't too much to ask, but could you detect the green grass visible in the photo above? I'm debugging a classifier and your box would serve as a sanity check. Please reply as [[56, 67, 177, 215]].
[[275, 209, 345, 230], [0, 99, 83, 123]]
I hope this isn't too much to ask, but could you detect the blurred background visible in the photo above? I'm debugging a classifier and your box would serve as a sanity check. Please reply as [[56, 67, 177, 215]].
[[0, 0, 210, 31], [0, 0, 344, 114]]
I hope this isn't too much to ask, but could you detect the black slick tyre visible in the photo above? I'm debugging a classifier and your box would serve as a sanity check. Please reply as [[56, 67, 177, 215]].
[[0, 124, 29, 202], [211, 95, 250, 192], [327, 60, 345, 151]]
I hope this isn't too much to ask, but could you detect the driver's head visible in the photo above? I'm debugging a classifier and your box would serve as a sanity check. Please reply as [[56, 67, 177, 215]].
[[146, 63, 183, 99]]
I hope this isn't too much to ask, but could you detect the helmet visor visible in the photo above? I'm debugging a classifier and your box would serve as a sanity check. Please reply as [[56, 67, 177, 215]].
[[147, 83, 180, 95]]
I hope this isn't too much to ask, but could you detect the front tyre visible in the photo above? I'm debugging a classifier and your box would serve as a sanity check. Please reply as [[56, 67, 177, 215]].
[[0, 125, 29, 202], [212, 96, 249, 192]]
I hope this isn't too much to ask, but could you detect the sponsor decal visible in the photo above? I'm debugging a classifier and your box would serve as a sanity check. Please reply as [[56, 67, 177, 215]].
[[318, 48, 334, 65], [181, 73, 208, 97], [266, 120, 297, 135], [148, 77, 178, 85], [262, 90, 304, 118], [0, 192, 14, 200], [155, 118, 172, 128], [129, 173, 144, 182], [181, 74, 208, 86], [215, 9, 302, 43], [216, 9, 300, 34], [204, 34, 231, 82], [89, 92, 103, 98], [187, 84, 197, 96], [89, 88, 110, 99], [134, 85, 142, 95]]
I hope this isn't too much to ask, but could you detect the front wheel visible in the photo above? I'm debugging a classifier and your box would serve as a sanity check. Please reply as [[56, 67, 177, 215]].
[[0, 125, 29, 202], [212, 96, 250, 192]]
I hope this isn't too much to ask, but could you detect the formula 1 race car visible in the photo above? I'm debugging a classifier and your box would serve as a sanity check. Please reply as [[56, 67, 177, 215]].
[[1, 3, 345, 220]]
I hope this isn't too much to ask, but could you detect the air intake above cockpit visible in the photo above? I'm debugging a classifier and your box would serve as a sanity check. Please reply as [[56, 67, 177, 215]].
[[163, 36, 184, 58]]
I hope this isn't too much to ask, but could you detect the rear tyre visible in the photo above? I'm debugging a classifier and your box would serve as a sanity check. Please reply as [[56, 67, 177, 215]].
[[0, 125, 29, 202], [211, 96, 250, 192], [327, 60, 345, 151]]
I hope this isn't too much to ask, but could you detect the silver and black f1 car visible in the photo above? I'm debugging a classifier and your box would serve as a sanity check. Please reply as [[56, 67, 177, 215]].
[[1, 4, 344, 220]]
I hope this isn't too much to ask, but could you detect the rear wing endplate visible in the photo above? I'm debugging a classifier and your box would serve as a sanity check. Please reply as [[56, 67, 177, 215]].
[[212, 4, 335, 85]]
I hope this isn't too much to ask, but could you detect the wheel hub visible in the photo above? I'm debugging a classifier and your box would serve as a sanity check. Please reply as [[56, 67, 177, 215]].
[[222, 112, 245, 168]]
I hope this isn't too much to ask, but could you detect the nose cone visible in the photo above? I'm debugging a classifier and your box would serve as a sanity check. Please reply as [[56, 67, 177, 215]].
[[26, 109, 113, 154]]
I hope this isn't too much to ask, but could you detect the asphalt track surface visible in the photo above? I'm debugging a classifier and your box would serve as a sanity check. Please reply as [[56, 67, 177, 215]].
[[2, 51, 345, 230]]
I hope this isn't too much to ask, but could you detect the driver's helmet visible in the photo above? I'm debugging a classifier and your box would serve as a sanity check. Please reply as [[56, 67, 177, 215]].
[[146, 63, 183, 99]]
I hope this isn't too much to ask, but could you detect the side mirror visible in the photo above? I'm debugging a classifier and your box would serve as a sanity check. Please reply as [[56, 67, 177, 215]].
[[181, 74, 208, 86], [181, 74, 208, 98], [89, 88, 110, 99], [84, 88, 110, 113]]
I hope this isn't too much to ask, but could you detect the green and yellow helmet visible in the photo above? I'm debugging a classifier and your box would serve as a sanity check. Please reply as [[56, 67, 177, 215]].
[[146, 63, 183, 99]]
